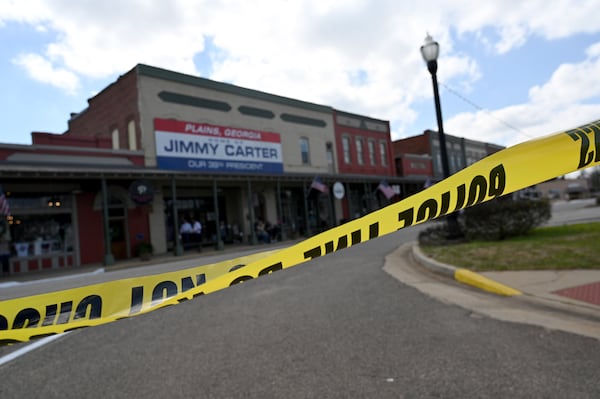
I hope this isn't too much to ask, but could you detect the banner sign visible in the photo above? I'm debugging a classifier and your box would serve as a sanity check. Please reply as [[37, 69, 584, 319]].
[[154, 118, 283, 173], [2, 119, 600, 344]]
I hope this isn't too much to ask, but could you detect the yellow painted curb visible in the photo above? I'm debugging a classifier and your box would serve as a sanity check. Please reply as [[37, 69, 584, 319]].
[[454, 268, 522, 297]]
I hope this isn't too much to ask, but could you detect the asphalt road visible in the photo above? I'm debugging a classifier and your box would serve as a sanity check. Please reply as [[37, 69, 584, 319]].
[[0, 244, 290, 301], [545, 198, 600, 226], [1, 225, 599, 398]]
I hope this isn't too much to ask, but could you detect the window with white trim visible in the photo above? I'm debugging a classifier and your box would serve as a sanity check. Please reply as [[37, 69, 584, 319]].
[[379, 141, 388, 166], [111, 128, 119, 150], [356, 137, 364, 165], [300, 137, 310, 164], [342, 135, 351, 164], [368, 139, 376, 166], [128, 120, 137, 150]]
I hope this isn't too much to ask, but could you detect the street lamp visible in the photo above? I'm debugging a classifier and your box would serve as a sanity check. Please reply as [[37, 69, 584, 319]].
[[421, 33, 451, 180], [420, 33, 461, 238]]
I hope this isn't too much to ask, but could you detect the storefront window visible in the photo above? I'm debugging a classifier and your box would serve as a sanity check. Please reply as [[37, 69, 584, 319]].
[[164, 196, 227, 249], [10, 214, 73, 256], [6, 194, 76, 272]]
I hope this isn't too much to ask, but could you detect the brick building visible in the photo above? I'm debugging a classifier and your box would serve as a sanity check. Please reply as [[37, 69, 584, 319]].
[[0, 64, 404, 274], [393, 130, 504, 184]]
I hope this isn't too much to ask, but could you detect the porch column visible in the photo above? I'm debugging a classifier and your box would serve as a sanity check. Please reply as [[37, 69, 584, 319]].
[[328, 187, 336, 227], [363, 181, 371, 213], [213, 179, 224, 250], [101, 178, 114, 266], [247, 180, 257, 245], [276, 179, 286, 241], [171, 177, 183, 256], [303, 181, 312, 237]]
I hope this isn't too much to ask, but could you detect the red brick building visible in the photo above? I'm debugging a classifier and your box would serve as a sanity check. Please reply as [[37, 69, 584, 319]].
[[0, 133, 146, 272], [332, 110, 397, 218], [393, 130, 504, 181], [65, 70, 141, 152], [0, 64, 404, 275], [395, 154, 433, 177]]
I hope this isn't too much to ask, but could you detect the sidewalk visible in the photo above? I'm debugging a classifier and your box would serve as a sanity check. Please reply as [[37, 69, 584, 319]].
[[412, 243, 600, 322]]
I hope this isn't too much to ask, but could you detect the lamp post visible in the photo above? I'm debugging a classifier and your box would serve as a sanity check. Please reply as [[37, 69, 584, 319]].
[[420, 33, 461, 238]]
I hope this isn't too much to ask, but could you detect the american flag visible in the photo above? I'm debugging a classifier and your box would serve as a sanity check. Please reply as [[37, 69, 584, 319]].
[[0, 185, 10, 216], [310, 176, 328, 194], [377, 180, 396, 199]]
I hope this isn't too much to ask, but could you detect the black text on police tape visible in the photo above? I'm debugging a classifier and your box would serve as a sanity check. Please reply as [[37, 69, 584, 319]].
[[566, 121, 600, 170], [0, 273, 208, 333], [302, 164, 506, 261]]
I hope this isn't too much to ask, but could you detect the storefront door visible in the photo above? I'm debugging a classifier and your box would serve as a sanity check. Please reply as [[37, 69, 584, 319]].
[[108, 196, 128, 260]]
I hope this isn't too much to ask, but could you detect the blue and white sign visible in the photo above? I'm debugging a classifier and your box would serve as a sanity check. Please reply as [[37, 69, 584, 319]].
[[154, 118, 284, 173]]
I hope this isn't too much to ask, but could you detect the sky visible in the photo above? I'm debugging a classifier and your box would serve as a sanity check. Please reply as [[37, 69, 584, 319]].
[[2, 0, 600, 151]]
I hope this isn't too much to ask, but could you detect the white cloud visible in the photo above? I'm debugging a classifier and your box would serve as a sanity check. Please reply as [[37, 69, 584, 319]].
[[2, 0, 600, 147], [449, 0, 600, 51], [445, 40, 600, 148], [587, 42, 600, 58], [12, 52, 79, 94], [494, 24, 528, 54], [445, 102, 600, 148], [0, 0, 51, 25]]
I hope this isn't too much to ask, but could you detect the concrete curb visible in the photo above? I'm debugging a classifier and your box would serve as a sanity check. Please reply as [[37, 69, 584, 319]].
[[410, 242, 600, 324], [411, 243, 522, 297]]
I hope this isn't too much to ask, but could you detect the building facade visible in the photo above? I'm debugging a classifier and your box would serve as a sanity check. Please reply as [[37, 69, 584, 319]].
[[393, 153, 434, 197], [1, 64, 402, 274], [392, 130, 504, 182], [535, 178, 591, 200], [333, 110, 395, 218]]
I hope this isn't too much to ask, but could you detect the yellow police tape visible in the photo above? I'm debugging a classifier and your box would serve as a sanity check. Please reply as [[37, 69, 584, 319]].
[[0, 250, 281, 344], [1, 119, 599, 344]]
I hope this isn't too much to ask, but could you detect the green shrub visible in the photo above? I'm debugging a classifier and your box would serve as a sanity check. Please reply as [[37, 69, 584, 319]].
[[135, 241, 153, 257], [462, 198, 551, 240], [418, 223, 451, 246]]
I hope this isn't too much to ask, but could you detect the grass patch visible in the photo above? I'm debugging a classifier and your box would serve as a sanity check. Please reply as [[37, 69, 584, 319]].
[[420, 222, 600, 271]]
